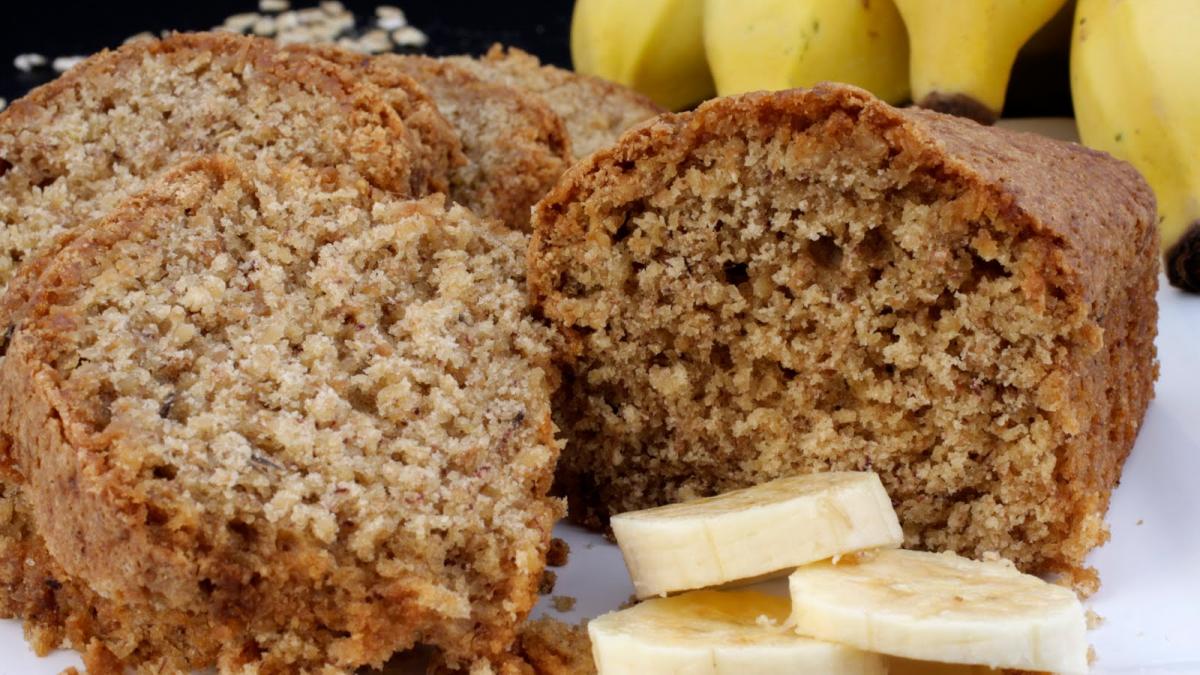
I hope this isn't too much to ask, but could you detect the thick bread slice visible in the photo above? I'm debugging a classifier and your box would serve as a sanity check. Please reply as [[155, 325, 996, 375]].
[[528, 83, 1158, 589], [0, 156, 562, 672], [382, 54, 572, 232], [286, 44, 468, 196], [448, 45, 663, 160], [0, 31, 433, 299]]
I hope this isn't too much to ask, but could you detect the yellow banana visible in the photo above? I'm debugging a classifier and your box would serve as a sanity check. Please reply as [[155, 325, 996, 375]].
[[703, 0, 909, 104], [1071, 0, 1200, 259], [895, 0, 1069, 123], [571, 0, 714, 110]]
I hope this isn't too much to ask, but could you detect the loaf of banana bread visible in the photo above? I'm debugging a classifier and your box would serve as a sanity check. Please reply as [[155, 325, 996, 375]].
[[529, 83, 1158, 590]]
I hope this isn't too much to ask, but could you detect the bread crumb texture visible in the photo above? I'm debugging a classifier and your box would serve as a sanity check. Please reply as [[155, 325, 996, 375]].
[[0, 31, 435, 301], [0, 156, 562, 673], [448, 45, 662, 161], [530, 84, 1159, 589], [515, 617, 595, 675]]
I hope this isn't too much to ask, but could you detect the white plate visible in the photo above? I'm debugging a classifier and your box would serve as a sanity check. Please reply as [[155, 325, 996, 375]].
[[3, 120, 1197, 674]]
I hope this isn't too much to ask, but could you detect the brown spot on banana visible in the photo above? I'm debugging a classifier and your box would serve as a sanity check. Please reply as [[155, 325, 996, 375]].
[[915, 92, 999, 125], [1165, 220, 1200, 293]]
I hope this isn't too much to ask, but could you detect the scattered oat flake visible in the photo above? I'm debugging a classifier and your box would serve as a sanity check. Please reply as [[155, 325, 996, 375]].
[[1086, 609, 1105, 629], [222, 12, 261, 33], [1136, 518, 1144, 526], [14, 53, 47, 72], [377, 5, 405, 19], [552, 595, 577, 612], [378, 14, 407, 31], [124, 31, 156, 45], [259, 0, 290, 12], [320, 1, 345, 15], [52, 56, 86, 73], [253, 16, 278, 36], [391, 25, 428, 48]]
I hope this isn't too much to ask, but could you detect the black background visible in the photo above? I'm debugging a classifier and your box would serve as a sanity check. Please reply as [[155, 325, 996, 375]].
[[0, 0, 1071, 117]]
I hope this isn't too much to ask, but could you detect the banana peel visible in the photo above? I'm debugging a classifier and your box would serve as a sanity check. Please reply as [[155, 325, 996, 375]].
[[571, 0, 714, 111], [704, 0, 910, 104], [1071, 0, 1200, 291], [895, 0, 1069, 123]]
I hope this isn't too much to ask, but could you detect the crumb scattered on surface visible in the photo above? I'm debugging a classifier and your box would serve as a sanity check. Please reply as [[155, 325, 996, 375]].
[[1136, 519, 1144, 526], [1086, 609, 1105, 629], [538, 570, 558, 595], [552, 596, 577, 613], [516, 618, 596, 675], [546, 538, 570, 567]]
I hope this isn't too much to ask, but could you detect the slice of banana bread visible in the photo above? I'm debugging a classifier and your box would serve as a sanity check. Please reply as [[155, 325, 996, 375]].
[[449, 46, 662, 160], [285, 44, 467, 197], [384, 54, 571, 231], [0, 31, 434, 300], [529, 84, 1158, 589], [0, 156, 562, 672]]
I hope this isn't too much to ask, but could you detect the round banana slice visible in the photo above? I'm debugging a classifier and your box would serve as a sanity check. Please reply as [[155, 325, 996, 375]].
[[589, 590, 886, 675], [611, 472, 903, 598], [788, 549, 1089, 674]]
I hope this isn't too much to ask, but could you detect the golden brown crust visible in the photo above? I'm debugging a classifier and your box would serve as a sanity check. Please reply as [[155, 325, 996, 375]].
[[448, 45, 663, 160], [382, 54, 571, 231], [529, 84, 1157, 583], [0, 156, 563, 671]]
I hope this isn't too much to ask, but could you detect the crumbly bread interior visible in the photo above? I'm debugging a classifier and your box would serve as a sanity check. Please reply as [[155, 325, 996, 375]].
[[0, 32, 423, 299], [449, 46, 662, 160], [530, 88, 1155, 581], [0, 157, 561, 672], [515, 618, 596, 675], [385, 54, 570, 231]]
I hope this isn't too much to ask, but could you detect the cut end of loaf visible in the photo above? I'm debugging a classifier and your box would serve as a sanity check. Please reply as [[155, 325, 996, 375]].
[[530, 84, 1158, 585]]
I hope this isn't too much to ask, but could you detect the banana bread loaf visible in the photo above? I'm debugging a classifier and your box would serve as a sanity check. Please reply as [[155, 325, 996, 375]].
[[529, 84, 1158, 589], [0, 156, 562, 672]]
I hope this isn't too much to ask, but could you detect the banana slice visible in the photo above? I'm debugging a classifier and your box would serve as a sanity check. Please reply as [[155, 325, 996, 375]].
[[788, 549, 1089, 674], [589, 589, 886, 674], [611, 472, 903, 598]]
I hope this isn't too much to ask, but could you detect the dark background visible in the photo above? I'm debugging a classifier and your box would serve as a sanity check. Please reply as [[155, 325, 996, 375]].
[[0, 0, 1071, 117]]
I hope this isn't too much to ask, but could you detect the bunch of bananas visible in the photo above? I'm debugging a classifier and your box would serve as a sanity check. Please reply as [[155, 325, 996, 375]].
[[571, 0, 1199, 288]]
